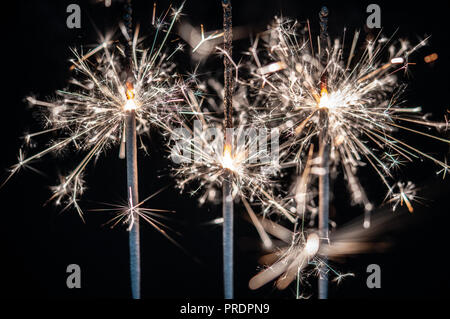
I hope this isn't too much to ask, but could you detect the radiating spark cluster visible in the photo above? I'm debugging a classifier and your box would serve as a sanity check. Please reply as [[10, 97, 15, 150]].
[[247, 17, 449, 223], [168, 88, 289, 219], [90, 186, 185, 249], [5, 5, 188, 218], [243, 16, 449, 293], [385, 181, 419, 213]]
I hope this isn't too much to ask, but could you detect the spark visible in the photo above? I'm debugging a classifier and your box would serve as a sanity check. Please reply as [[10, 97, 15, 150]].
[[247, 17, 449, 224], [424, 53, 438, 63], [385, 181, 419, 213], [91, 187, 187, 251], [304, 232, 320, 256], [167, 79, 296, 227], [169, 102, 282, 213], [4, 9, 188, 218]]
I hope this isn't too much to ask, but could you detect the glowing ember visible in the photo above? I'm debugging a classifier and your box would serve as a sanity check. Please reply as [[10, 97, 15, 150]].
[[222, 144, 234, 170], [124, 90, 137, 111], [318, 87, 331, 109], [424, 53, 438, 63]]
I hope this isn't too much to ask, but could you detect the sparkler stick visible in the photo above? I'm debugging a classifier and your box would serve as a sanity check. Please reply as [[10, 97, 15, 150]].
[[126, 91, 141, 299], [123, 0, 141, 299], [222, 0, 234, 299], [318, 6, 330, 300], [318, 106, 330, 299]]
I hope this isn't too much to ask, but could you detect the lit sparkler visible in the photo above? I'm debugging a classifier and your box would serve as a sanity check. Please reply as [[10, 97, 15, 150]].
[[169, 108, 283, 213], [247, 16, 449, 225], [246, 12, 449, 298], [5, 4, 187, 216], [169, 90, 293, 299], [4, 1, 188, 299]]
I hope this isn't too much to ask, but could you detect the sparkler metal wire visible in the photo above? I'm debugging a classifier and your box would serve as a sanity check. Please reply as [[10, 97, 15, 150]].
[[123, 0, 141, 300]]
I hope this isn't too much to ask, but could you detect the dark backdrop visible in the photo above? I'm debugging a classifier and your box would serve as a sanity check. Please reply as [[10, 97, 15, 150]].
[[1, 0, 449, 299]]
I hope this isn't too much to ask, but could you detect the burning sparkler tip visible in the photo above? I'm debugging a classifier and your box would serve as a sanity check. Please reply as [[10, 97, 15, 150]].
[[305, 233, 320, 256]]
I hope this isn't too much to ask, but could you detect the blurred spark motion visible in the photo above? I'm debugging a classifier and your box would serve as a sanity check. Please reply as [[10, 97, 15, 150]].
[[177, 20, 250, 61], [247, 17, 450, 226], [248, 210, 396, 293], [4, 4, 189, 219], [177, 21, 223, 60]]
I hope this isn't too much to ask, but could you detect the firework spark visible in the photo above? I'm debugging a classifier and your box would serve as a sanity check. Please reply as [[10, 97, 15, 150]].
[[168, 94, 288, 219], [243, 14, 449, 298], [4, 5, 188, 218], [247, 17, 449, 226]]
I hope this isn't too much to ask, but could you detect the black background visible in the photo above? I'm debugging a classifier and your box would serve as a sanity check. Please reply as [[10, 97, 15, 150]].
[[1, 0, 449, 299]]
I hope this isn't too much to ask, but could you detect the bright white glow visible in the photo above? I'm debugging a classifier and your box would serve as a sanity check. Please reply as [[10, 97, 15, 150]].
[[318, 91, 330, 109], [124, 88, 137, 111], [124, 98, 137, 111], [390, 57, 404, 64], [222, 144, 234, 170], [304, 233, 320, 256], [258, 61, 287, 75]]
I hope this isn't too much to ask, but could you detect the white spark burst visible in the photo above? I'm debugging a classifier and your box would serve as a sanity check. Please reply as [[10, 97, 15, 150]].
[[247, 17, 449, 222], [168, 88, 288, 219], [4, 8, 189, 218]]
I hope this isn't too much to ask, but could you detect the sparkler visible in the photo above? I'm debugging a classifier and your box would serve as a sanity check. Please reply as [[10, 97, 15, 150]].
[[168, 71, 301, 299], [168, 89, 289, 297], [317, 6, 330, 299], [173, 0, 258, 299], [246, 8, 449, 298], [222, 0, 235, 299], [5, 1, 187, 299], [123, 0, 140, 299], [248, 17, 450, 224]]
